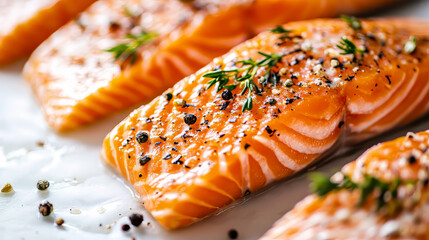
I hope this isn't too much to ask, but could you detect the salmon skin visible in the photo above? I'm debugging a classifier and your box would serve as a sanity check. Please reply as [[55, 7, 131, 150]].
[[260, 131, 429, 240], [23, 0, 399, 132], [0, 0, 96, 65], [101, 18, 429, 229]]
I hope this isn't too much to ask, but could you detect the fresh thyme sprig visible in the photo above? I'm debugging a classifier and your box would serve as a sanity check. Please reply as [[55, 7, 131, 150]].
[[204, 70, 239, 93], [337, 37, 365, 61], [203, 51, 285, 112], [258, 52, 283, 87], [270, 26, 292, 40], [309, 172, 415, 210], [309, 172, 357, 197], [341, 15, 362, 30], [106, 31, 158, 65]]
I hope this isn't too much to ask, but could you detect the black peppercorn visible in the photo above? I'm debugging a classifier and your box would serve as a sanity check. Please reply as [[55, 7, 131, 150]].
[[184, 113, 197, 125], [121, 224, 130, 231], [129, 213, 144, 227], [165, 93, 173, 101], [265, 125, 273, 135], [220, 101, 230, 111], [39, 201, 53, 216], [423, 178, 429, 187], [139, 155, 151, 166], [109, 21, 121, 32], [268, 98, 277, 106], [228, 229, 238, 239], [221, 89, 233, 100], [37, 180, 50, 191], [135, 131, 149, 144], [408, 155, 417, 164]]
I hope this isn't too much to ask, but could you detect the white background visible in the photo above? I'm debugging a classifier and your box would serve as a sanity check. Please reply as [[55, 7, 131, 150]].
[[1, 1, 429, 239]]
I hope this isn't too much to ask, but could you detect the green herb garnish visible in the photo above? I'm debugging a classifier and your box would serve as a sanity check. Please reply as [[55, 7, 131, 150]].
[[270, 26, 292, 40], [404, 36, 417, 54], [309, 172, 416, 210], [106, 31, 158, 65], [204, 70, 239, 93], [341, 15, 362, 30], [337, 37, 365, 61], [203, 51, 284, 111], [309, 172, 341, 196]]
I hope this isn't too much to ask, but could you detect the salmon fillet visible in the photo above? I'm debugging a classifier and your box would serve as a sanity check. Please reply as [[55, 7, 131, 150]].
[[0, 0, 96, 65], [260, 131, 429, 240], [101, 18, 429, 229], [23, 0, 399, 131]]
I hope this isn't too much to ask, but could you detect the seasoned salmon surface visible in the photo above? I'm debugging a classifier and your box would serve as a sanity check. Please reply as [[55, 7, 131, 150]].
[[0, 0, 96, 64], [102, 18, 429, 229], [260, 131, 429, 240], [23, 0, 399, 131]]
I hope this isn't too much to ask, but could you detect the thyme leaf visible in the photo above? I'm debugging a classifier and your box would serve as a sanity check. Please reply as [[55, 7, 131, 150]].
[[257, 51, 283, 87], [270, 25, 292, 40], [106, 31, 158, 65], [337, 37, 365, 61], [309, 172, 340, 197], [309, 171, 414, 211], [341, 15, 362, 30], [205, 70, 239, 92], [203, 51, 285, 112], [242, 95, 253, 112]]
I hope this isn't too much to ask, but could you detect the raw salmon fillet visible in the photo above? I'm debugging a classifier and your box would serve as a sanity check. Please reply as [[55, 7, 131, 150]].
[[23, 0, 399, 131], [0, 0, 96, 65], [101, 18, 429, 229], [260, 131, 429, 240]]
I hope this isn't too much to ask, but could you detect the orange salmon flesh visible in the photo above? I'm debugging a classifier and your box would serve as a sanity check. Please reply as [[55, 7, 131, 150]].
[[101, 18, 429, 229], [261, 131, 429, 240], [0, 0, 96, 64], [23, 0, 399, 131]]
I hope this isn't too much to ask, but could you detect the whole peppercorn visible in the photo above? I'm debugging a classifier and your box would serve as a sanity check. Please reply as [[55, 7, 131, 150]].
[[139, 155, 151, 166], [135, 131, 149, 144], [331, 58, 340, 68], [165, 93, 173, 101], [37, 180, 50, 191], [284, 79, 294, 87], [228, 229, 239, 239], [221, 89, 233, 100], [56, 218, 65, 226], [121, 224, 130, 231], [129, 213, 144, 227], [39, 201, 53, 216], [268, 98, 277, 106], [408, 155, 417, 164], [184, 113, 197, 125], [1, 183, 13, 193], [173, 99, 186, 107]]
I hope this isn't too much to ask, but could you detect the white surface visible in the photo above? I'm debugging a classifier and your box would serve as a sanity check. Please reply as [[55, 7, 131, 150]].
[[1, 2, 429, 239]]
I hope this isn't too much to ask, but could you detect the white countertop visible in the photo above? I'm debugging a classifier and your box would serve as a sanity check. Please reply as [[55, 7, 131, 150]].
[[1, 1, 429, 239]]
